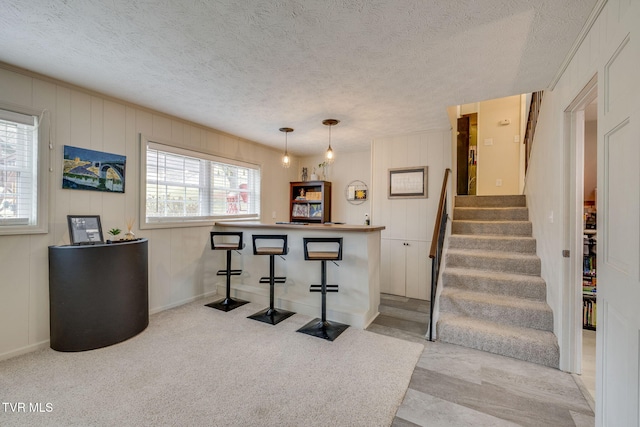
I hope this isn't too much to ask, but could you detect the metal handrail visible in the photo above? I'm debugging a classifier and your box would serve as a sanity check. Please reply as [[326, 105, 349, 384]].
[[428, 168, 451, 341]]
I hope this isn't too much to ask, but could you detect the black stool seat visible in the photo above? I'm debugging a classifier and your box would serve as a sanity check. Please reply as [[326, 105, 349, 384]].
[[206, 231, 249, 312], [297, 237, 349, 341], [247, 234, 295, 325]]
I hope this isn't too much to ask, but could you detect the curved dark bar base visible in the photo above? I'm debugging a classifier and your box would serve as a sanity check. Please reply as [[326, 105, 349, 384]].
[[297, 319, 349, 342], [48, 239, 149, 352], [248, 307, 295, 325]]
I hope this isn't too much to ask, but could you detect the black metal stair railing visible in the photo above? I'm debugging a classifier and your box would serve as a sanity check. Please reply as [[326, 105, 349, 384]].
[[428, 168, 451, 341]]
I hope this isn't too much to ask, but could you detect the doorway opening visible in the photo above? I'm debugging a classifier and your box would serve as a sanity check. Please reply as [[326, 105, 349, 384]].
[[456, 113, 477, 195], [564, 75, 597, 404], [581, 98, 597, 401]]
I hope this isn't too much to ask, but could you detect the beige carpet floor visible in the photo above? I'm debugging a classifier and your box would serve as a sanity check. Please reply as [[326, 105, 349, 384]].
[[0, 298, 423, 426]]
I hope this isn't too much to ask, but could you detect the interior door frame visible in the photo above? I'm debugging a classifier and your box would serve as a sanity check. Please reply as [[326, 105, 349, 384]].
[[563, 74, 597, 373]]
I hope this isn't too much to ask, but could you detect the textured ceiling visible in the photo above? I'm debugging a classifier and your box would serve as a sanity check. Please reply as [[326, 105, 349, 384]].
[[0, 0, 596, 156]]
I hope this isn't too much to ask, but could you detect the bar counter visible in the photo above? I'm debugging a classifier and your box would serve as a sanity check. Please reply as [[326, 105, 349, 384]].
[[212, 221, 385, 328]]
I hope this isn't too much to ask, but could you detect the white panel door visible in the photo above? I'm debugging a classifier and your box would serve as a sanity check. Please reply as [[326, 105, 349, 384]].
[[597, 17, 640, 426], [405, 240, 430, 300], [380, 239, 407, 296]]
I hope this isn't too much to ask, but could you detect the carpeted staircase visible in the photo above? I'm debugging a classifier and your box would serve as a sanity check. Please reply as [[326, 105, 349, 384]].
[[436, 195, 560, 368]]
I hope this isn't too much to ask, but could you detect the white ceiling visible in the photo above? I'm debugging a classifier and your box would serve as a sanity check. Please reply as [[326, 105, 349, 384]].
[[0, 0, 596, 156]]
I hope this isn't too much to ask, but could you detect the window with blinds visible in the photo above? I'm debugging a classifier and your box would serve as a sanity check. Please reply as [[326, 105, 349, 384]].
[[143, 139, 261, 225], [0, 109, 38, 227]]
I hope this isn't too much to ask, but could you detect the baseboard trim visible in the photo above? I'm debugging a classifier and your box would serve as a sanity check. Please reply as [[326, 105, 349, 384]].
[[572, 373, 596, 413], [149, 290, 219, 315], [0, 340, 50, 362]]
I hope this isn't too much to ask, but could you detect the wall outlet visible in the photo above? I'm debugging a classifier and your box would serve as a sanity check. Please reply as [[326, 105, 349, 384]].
[[496, 179, 502, 186], [484, 138, 493, 146], [514, 134, 520, 143], [272, 211, 276, 219]]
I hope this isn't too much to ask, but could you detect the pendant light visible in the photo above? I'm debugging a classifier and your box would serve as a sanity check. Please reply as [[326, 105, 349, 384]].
[[322, 119, 339, 163], [280, 127, 293, 168]]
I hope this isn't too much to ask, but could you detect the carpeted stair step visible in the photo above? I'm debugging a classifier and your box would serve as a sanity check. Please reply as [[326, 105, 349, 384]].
[[455, 195, 526, 208], [448, 234, 536, 254], [436, 313, 559, 368], [452, 220, 532, 236], [446, 249, 541, 276], [436, 193, 560, 369], [439, 288, 553, 331], [454, 206, 529, 221], [442, 267, 547, 301]]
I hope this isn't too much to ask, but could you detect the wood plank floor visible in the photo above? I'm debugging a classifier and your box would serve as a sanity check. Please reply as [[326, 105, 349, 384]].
[[367, 294, 595, 426], [366, 294, 430, 343]]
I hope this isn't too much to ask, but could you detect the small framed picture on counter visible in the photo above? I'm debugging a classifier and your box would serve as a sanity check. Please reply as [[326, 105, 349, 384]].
[[67, 215, 104, 245]]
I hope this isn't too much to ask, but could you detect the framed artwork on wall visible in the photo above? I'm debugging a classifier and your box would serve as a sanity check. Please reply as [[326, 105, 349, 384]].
[[63, 145, 126, 193], [388, 166, 428, 199]]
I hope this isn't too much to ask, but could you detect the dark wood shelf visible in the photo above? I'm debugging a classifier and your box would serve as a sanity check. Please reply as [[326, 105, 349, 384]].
[[290, 181, 331, 223]]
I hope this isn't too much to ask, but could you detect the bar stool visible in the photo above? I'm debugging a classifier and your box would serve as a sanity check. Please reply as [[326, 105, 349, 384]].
[[296, 237, 349, 341], [247, 234, 295, 325], [205, 231, 249, 312]]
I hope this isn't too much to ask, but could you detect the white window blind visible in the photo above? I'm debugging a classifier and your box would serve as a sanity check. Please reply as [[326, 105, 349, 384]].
[[144, 140, 260, 224], [0, 109, 38, 227]]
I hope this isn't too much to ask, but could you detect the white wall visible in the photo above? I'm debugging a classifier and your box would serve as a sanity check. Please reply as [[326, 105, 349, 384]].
[[299, 150, 372, 226], [372, 129, 452, 300], [0, 64, 298, 360], [524, 0, 634, 373], [372, 130, 451, 240], [476, 95, 522, 195]]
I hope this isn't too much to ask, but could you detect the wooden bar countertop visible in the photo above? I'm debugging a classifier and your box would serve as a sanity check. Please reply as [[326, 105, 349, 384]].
[[215, 221, 385, 233]]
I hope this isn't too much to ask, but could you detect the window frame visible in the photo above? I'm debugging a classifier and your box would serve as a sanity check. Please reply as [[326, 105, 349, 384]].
[[0, 103, 48, 235], [139, 134, 262, 229]]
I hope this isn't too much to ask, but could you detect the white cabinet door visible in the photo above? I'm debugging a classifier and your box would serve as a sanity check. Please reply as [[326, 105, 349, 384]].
[[380, 239, 407, 296], [405, 240, 430, 300], [380, 239, 430, 300]]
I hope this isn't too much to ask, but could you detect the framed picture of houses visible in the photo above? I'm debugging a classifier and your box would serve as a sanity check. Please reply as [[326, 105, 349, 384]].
[[63, 145, 126, 193]]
